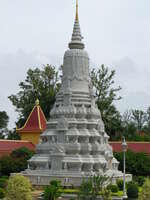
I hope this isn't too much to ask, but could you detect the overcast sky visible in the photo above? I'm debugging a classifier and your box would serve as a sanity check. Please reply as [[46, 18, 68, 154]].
[[0, 0, 150, 129]]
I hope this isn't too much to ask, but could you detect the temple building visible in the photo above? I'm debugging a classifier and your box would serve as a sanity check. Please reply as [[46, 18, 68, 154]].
[[16, 99, 47, 145], [23, 1, 131, 186]]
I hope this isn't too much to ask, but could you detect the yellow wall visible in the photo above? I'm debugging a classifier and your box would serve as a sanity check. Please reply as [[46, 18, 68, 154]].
[[19, 132, 41, 145]]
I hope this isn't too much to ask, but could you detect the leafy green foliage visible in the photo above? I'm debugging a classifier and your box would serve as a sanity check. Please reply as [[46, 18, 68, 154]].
[[135, 176, 146, 187], [78, 179, 92, 200], [9, 65, 60, 127], [0, 188, 5, 198], [6, 174, 32, 200], [127, 181, 138, 199], [101, 188, 112, 200], [0, 111, 9, 129], [116, 180, 123, 191], [0, 156, 27, 176], [107, 184, 118, 193], [138, 178, 150, 200], [121, 108, 150, 141], [0, 176, 8, 188], [0, 147, 34, 176], [91, 64, 122, 138], [7, 129, 21, 140], [43, 180, 62, 200], [91, 175, 109, 198], [78, 175, 110, 200], [11, 147, 34, 160], [131, 110, 147, 132], [114, 150, 150, 176], [0, 111, 9, 138]]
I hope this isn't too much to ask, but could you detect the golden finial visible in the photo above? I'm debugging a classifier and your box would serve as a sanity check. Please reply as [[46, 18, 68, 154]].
[[35, 99, 40, 106], [75, 0, 79, 22]]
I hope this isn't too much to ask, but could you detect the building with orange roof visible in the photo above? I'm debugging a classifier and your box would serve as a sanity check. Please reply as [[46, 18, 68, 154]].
[[0, 140, 35, 158], [16, 99, 47, 145]]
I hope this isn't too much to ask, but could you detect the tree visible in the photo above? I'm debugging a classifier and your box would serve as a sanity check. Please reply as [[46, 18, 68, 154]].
[[143, 107, 150, 134], [131, 109, 147, 133], [114, 150, 150, 176], [0, 111, 9, 129], [9, 64, 60, 128], [6, 129, 20, 140], [138, 179, 150, 200], [91, 64, 122, 138], [121, 110, 137, 140], [0, 111, 9, 138], [120, 109, 150, 141], [0, 155, 27, 176], [6, 174, 32, 200], [0, 147, 33, 176], [11, 147, 34, 160], [0, 156, 17, 176], [43, 180, 62, 200]]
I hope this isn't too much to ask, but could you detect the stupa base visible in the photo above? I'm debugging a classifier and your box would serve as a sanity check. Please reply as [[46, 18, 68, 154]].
[[21, 169, 132, 186]]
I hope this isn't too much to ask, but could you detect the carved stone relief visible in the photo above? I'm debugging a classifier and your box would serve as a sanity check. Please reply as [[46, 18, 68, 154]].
[[57, 117, 68, 131]]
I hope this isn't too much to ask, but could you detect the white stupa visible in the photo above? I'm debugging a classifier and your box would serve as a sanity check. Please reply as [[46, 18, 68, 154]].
[[23, 1, 131, 186]]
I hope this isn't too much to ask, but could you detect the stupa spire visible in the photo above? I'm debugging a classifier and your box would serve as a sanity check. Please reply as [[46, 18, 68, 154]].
[[75, 0, 79, 22], [69, 0, 84, 49]]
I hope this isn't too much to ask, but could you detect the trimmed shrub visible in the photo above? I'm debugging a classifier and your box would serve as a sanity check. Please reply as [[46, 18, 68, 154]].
[[107, 184, 118, 193], [117, 180, 123, 191], [6, 174, 32, 200], [0, 188, 5, 198], [127, 181, 138, 199]]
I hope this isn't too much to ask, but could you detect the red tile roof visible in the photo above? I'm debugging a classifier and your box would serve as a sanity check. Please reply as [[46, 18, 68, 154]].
[[16, 99, 47, 133], [0, 140, 35, 157], [110, 142, 150, 155]]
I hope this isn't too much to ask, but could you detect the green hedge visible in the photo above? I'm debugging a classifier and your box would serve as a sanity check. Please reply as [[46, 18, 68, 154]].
[[127, 181, 139, 199]]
